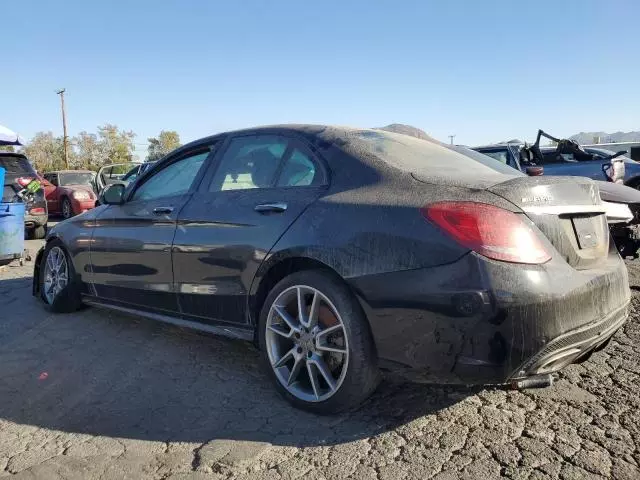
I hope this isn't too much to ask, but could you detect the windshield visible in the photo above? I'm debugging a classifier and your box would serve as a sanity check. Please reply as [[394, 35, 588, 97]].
[[59, 172, 95, 186], [350, 130, 520, 177], [122, 165, 141, 181]]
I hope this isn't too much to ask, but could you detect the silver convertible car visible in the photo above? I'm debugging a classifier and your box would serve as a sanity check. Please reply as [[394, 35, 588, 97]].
[[33, 125, 630, 413]]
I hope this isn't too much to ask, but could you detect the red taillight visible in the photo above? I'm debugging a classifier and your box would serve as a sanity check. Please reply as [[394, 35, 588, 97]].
[[422, 201, 551, 264], [30, 208, 45, 215], [17, 177, 32, 187]]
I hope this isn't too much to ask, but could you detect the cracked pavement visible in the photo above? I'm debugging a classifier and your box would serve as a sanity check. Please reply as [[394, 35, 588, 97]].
[[0, 237, 639, 479]]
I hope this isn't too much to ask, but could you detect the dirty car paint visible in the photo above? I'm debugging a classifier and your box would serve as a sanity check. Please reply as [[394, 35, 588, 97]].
[[36, 125, 631, 386]]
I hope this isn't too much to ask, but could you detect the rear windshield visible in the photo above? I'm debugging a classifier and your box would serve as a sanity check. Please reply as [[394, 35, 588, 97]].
[[0, 155, 36, 178], [349, 130, 521, 177]]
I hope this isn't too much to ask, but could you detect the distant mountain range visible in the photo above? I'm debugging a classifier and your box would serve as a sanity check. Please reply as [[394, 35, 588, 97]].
[[569, 131, 640, 144], [374, 125, 640, 147]]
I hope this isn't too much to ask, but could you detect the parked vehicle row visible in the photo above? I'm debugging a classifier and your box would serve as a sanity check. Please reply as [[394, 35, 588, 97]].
[[0, 154, 163, 237], [33, 125, 631, 413], [472, 130, 640, 258], [41, 170, 98, 219]]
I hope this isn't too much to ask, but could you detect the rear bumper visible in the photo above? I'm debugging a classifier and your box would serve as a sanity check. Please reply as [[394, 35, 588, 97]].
[[512, 302, 626, 378], [350, 251, 630, 385], [24, 213, 48, 229]]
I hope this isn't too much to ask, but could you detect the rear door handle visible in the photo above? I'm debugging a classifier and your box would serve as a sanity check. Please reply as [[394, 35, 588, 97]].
[[153, 206, 174, 215], [254, 202, 287, 213]]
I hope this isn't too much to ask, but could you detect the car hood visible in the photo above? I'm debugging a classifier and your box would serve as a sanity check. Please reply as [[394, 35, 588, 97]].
[[63, 184, 95, 194]]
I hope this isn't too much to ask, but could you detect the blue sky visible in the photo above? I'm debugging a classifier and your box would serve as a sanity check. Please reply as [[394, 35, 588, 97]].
[[2, 0, 638, 157]]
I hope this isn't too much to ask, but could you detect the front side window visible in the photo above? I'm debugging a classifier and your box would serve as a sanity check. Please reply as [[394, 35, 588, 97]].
[[209, 136, 288, 192], [133, 150, 209, 201]]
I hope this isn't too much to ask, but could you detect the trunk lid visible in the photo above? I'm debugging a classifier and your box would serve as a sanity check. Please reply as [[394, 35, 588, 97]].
[[487, 176, 609, 269]]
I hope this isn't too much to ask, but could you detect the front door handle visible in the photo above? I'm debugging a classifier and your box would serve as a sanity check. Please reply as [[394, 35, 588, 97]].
[[254, 202, 287, 213], [153, 206, 174, 215]]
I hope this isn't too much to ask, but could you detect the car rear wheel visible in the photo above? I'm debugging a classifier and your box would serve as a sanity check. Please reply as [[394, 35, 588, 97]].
[[62, 198, 74, 219], [39, 240, 82, 313], [259, 270, 379, 414]]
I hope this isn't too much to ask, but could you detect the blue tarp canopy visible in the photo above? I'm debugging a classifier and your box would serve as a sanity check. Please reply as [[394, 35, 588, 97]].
[[0, 125, 23, 146]]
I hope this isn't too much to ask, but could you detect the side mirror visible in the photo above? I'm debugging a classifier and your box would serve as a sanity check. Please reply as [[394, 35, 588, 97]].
[[101, 183, 125, 205], [525, 166, 544, 176]]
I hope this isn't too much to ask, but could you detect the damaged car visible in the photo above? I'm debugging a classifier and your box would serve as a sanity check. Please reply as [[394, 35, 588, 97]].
[[33, 125, 630, 413], [474, 131, 640, 258]]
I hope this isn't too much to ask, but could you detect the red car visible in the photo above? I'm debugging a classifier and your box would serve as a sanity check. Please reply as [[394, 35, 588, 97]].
[[42, 170, 97, 219]]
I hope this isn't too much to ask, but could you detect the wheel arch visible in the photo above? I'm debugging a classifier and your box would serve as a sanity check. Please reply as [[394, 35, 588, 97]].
[[249, 255, 340, 330]]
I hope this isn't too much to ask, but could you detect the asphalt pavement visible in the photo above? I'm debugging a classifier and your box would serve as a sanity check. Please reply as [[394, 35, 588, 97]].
[[0, 233, 639, 479]]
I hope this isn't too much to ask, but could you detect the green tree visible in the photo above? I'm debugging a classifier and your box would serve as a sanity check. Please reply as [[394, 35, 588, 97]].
[[147, 130, 181, 161], [73, 131, 108, 169], [98, 124, 136, 164], [23, 124, 137, 172], [23, 132, 68, 171], [0, 145, 15, 152]]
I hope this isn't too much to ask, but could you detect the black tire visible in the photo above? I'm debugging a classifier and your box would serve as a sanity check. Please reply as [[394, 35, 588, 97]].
[[33, 225, 47, 240], [38, 239, 83, 313], [62, 197, 74, 219], [258, 269, 380, 414]]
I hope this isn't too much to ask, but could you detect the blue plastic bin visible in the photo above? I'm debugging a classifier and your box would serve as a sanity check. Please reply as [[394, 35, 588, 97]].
[[0, 202, 25, 264], [0, 166, 5, 189]]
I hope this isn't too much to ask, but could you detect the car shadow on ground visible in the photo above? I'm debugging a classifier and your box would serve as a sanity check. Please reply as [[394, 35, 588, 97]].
[[0, 274, 481, 448]]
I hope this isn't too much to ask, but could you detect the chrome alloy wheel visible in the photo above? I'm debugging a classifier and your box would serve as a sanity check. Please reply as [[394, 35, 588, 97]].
[[43, 247, 69, 304], [265, 285, 349, 402]]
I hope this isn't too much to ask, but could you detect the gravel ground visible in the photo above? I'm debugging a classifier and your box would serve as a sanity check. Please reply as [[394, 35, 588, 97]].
[[0, 237, 639, 479]]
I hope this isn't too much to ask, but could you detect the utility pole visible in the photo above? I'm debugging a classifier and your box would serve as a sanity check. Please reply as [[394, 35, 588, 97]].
[[448, 134, 456, 145], [56, 88, 69, 168]]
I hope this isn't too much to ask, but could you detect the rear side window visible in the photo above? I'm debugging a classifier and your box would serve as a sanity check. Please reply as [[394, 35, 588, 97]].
[[277, 149, 317, 187], [344, 130, 519, 177], [0, 155, 36, 177], [209, 136, 288, 191]]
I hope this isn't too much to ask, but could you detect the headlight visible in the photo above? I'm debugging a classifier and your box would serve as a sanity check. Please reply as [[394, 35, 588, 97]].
[[72, 190, 90, 200]]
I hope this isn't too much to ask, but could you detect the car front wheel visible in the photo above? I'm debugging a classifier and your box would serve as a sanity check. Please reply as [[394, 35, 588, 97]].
[[39, 240, 83, 313], [259, 270, 380, 414]]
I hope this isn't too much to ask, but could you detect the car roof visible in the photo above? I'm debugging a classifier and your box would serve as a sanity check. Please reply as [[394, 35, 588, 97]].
[[175, 124, 391, 151]]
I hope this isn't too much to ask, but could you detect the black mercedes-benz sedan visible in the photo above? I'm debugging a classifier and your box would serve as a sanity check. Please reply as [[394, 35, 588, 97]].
[[33, 125, 630, 413]]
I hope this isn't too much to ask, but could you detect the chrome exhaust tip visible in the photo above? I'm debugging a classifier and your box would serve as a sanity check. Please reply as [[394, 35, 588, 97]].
[[510, 373, 556, 390]]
